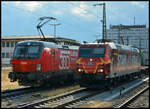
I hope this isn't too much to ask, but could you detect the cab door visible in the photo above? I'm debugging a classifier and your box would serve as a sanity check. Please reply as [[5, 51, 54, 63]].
[[111, 49, 118, 73], [50, 49, 55, 71]]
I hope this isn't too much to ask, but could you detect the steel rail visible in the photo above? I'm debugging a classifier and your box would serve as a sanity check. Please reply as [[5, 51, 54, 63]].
[[2, 87, 32, 94], [10, 87, 86, 108], [2, 87, 33, 99], [115, 86, 149, 108], [56, 89, 107, 108], [2, 87, 42, 100]]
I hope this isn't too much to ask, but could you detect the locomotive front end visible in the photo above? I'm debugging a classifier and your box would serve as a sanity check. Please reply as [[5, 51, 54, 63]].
[[8, 41, 44, 86], [76, 44, 111, 82]]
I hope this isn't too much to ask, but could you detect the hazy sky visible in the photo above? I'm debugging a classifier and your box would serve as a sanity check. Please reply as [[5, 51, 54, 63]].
[[2, 1, 149, 42]]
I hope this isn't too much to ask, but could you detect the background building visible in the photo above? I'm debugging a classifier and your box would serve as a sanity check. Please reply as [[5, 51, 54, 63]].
[[107, 24, 149, 66], [1, 35, 80, 65]]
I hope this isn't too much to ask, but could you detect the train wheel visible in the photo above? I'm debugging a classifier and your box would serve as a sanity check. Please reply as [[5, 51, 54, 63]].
[[104, 79, 112, 90], [128, 75, 131, 81], [107, 78, 114, 89], [131, 74, 134, 80], [67, 74, 74, 85], [44, 80, 51, 88], [110, 77, 116, 88]]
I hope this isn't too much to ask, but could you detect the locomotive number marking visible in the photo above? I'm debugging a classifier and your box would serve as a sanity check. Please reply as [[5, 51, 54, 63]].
[[88, 61, 93, 66], [59, 51, 71, 70]]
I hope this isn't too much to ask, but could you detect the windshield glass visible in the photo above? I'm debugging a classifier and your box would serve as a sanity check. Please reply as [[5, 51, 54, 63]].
[[13, 45, 42, 59], [79, 46, 105, 57]]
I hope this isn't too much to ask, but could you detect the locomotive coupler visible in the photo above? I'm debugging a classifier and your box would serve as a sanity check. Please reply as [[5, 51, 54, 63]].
[[8, 72, 17, 82]]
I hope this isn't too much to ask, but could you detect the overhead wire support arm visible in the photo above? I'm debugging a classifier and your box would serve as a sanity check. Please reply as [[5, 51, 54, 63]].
[[93, 3, 107, 40], [49, 23, 61, 38]]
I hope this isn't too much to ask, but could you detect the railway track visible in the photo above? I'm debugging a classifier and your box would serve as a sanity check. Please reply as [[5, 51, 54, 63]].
[[2, 85, 83, 107], [115, 86, 149, 108], [55, 89, 106, 108], [2, 69, 149, 108], [2, 87, 42, 101], [11, 88, 108, 108], [9, 87, 87, 108], [4, 76, 148, 108], [18, 77, 148, 108]]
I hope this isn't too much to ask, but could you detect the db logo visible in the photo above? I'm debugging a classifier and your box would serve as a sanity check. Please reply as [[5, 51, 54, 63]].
[[59, 55, 70, 70]]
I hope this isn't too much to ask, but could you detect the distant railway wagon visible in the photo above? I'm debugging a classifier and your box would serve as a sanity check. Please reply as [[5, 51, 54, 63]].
[[76, 39, 142, 86], [8, 40, 79, 87]]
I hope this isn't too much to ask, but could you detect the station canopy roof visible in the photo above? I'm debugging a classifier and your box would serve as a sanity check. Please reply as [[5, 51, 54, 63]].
[[2, 35, 80, 45]]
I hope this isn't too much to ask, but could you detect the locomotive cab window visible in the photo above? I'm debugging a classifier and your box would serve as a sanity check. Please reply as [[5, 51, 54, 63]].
[[13, 44, 43, 59], [79, 46, 105, 57]]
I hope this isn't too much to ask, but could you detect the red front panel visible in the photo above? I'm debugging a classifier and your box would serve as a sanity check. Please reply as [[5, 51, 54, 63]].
[[76, 57, 111, 75], [11, 59, 41, 72], [76, 44, 111, 76]]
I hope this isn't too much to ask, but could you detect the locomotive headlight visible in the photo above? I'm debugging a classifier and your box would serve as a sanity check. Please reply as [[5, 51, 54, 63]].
[[98, 69, 103, 72], [78, 69, 83, 72], [36, 64, 41, 71]]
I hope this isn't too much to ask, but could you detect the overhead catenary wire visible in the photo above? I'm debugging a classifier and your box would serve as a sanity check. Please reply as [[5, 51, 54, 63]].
[[48, 2, 101, 39], [66, 2, 102, 37], [2, 2, 101, 41], [2, 4, 42, 17], [68, 2, 102, 19], [67, 2, 104, 40]]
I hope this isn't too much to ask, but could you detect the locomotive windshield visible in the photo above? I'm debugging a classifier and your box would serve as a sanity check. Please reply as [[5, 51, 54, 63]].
[[79, 46, 105, 57], [13, 45, 42, 59]]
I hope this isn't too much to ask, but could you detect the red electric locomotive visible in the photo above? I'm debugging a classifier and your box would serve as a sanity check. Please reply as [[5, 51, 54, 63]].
[[8, 40, 79, 87], [76, 39, 141, 86]]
